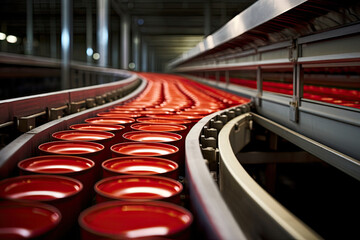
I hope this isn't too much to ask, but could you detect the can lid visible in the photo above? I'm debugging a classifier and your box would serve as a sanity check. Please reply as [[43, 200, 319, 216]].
[[0, 201, 61, 239], [131, 123, 187, 132], [111, 142, 178, 157], [39, 141, 104, 155], [95, 175, 182, 200], [123, 131, 182, 143], [136, 117, 191, 125], [102, 157, 178, 176], [52, 130, 114, 141], [18, 155, 94, 174], [85, 117, 135, 125], [0, 175, 83, 201], [70, 123, 124, 131], [79, 201, 193, 239]]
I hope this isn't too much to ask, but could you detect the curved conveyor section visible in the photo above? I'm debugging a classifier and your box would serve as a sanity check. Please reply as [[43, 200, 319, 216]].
[[0, 75, 146, 178], [185, 105, 250, 240], [218, 113, 321, 239]]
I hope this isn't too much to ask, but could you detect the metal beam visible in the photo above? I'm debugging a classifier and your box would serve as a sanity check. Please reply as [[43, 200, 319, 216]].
[[61, 0, 71, 90], [97, 0, 109, 68]]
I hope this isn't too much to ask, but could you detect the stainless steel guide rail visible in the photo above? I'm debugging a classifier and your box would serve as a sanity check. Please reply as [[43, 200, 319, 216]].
[[0, 75, 145, 178], [169, 0, 360, 162]]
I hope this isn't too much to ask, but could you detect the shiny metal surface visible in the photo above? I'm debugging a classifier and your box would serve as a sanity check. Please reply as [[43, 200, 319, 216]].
[[169, 0, 307, 67], [185, 107, 247, 240], [218, 113, 321, 239]]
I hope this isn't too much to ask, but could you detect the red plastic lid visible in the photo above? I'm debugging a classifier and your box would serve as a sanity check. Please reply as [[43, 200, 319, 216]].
[[95, 175, 182, 200], [111, 142, 178, 157], [70, 123, 124, 132], [18, 155, 94, 174], [97, 112, 141, 118], [137, 117, 191, 125], [85, 117, 135, 125], [131, 123, 187, 132], [39, 141, 104, 155], [123, 131, 182, 143], [79, 201, 193, 238], [102, 157, 178, 175], [0, 175, 83, 201], [52, 130, 114, 141], [0, 201, 61, 239]]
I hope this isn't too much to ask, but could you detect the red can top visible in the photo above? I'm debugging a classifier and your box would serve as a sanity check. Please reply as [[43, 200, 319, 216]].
[[85, 117, 135, 125], [70, 123, 124, 132], [39, 141, 104, 155], [97, 112, 142, 118], [102, 157, 178, 176], [79, 201, 193, 238], [123, 131, 182, 143], [146, 114, 203, 121], [52, 130, 114, 141], [0, 175, 83, 201], [95, 175, 182, 200], [111, 142, 178, 157], [0, 201, 61, 239], [131, 123, 187, 132], [18, 155, 94, 174], [136, 117, 191, 125]]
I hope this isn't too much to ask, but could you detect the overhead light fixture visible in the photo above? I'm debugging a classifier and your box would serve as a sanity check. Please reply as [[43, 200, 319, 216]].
[[0, 32, 6, 40], [93, 52, 100, 60], [6, 35, 18, 44], [86, 48, 94, 57]]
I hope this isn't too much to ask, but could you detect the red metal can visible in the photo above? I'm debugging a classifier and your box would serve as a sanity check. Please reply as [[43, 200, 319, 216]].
[[102, 156, 178, 179], [79, 201, 193, 240], [0, 175, 83, 239], [111, 142, 180, 164], [94, 175, 183, 204], [0, 201, 61, 240]]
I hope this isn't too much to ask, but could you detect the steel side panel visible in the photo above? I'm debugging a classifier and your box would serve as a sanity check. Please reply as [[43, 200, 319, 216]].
[[0, 78, 146, 179]]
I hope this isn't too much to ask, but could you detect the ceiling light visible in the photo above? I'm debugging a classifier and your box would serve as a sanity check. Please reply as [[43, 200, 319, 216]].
[[6, 35, 17, 43]]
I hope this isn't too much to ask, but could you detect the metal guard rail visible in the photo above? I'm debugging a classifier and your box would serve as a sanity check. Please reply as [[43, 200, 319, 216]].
[[185, 104, 249, 240], [218, 113, 321, 239], [0, 77, 147, 179], [0, 71, 139, 132]]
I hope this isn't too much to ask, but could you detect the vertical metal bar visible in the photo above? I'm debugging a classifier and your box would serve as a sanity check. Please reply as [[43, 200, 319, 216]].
[[112, 18, 119, 68], [133, 30, 140, 71], [97, 0, 109, 67], [121, 14, 130, 69], [225, 70, 229, 88], [141, 41, 147, 72], [61, 0, 71, 90], [50, 0, 57, 58], [204, 1, 211, 36], [86, 0, 93, 63], [295, 63, 304, 103], [150, 51, 155, 72], [26, 0, 33, 55], [257, 66, 263, 96]]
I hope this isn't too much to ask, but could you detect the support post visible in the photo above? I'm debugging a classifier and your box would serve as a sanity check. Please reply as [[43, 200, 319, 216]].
[[26, 0, 33, 55], [256, 66, 263, 106], [141, 41, 148, 72], [61, 0, 71, 90], [97, 0, 109, 67], [86, 0, 93, 63], [121, 14, 130, 69]]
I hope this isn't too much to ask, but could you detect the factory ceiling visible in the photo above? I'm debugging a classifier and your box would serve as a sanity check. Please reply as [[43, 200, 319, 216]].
[[0, 0, 256, 72]]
